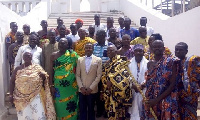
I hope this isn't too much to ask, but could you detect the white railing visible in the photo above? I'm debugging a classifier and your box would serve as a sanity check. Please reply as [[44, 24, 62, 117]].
[[0, 0, 41, 16], [137, 0, 194, 16]]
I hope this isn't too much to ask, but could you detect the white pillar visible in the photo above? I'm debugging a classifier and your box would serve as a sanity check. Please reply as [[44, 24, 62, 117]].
[[183, 0, 185, 12], [11, 2, 16, 12], [25, 2, 30, 13], [59, 0, 70, 13], [18, 2, 23, 13]]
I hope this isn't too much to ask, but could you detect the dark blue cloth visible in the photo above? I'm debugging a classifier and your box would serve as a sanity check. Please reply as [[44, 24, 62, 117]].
[[120, 27, 140, 40], [79, 92, 96, 120]]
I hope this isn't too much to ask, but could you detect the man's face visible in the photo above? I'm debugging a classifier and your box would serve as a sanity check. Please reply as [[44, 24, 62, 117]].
[[96, 32, 106, 43], [41, 21, 48, 28], [57, 19, 63, 26], [124, 19, 131, 28], [76, 22, 83, 29], [85, 44, 93, 57], [78, 29, 86, 38], [109, 28, 116, 38], [107, 46, 116, 59], [48, 32, 56, 42], [88, 27, 95, 34], [118, 18, 124, 26], [59, 27, 66, 35], [58, 40, 68, 51], [29, 34, 37, 46], [11, 23, 18, 33], [23, 52, 32, 63], [15, 32, 24, 42], [175, 45, 188, 59], [134, 48, 144, 63], [70, 25, 77, 33], [122, 35, 130, 46], [139, 28, 147, 38], [140, 19, 147, 26], [148, 36, 155, 47], [107, 19, 113, 29], [152, 41, 165, 56], [23, 25, 30, 34]]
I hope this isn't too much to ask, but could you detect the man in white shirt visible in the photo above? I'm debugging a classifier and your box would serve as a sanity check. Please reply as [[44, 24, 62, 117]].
[[93, 14, 106, 36], [76, 42, 102, 120], [128, 44, 148, 120], [14, 32, 42, 68], [67, 23, 80, 43], [140, 17, 154, 36]]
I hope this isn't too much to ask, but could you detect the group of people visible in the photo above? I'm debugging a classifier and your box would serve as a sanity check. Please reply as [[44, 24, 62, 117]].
[[6, 14, 200, 120]]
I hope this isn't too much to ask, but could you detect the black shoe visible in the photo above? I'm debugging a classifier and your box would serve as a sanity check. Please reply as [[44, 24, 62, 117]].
[[103, 113, 108, 118], [96, 113, 102, 118]]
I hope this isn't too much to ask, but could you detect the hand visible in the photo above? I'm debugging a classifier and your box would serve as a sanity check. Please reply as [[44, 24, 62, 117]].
[[80, 87, 87, 95], [86, 88, 92, 95], [146, 99, 158, 107], [39, 72, 46, 80], [141, 83, 146, 90], [107, 80, 112, 89]]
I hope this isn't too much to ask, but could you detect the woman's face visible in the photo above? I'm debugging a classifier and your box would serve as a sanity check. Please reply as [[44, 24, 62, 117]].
[[23, 52, 32, 63]]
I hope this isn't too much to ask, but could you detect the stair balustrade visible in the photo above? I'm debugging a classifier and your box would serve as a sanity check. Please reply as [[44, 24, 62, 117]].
[[0, 0, 41, 16]]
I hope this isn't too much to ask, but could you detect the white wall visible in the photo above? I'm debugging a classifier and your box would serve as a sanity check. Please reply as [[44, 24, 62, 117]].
[[120, 0, 200, 56], [0, 0, 48, 113]]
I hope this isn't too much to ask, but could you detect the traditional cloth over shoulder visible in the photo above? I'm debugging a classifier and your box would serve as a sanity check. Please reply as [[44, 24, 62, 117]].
[[14, 64, 56, 120], [102, 55, 132, 120]]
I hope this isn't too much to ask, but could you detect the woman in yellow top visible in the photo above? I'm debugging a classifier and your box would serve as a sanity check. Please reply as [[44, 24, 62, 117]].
[[9, 52, 56, 120], [74, 28, 96, 57], [130, 26, 149, 47]]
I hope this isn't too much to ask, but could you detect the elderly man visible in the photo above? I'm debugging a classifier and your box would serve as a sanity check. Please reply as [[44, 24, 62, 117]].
[[175, 42, 200, 120], [102, 45, 132, 120], [14, 32, 42, 68], [128, 44, 148, 120]]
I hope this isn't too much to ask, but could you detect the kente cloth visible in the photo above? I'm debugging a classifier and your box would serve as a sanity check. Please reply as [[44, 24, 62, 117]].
[[144, 46, 172, 60], [130, 36, 149, 47], [101, 55, 132, 120], [128, 56, 148, 120], [5, 31, 16, 44], [13, 64, 56, 120], [40, 39, 49, 48], [53, 50, 79, 120], [179, 55, 200, 120], [74, 37, 96, 57], [141, 55, 180, 120]]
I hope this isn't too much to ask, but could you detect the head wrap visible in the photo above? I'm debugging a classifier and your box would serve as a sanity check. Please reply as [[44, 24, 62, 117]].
[[75, 19, 83, 24], [133, 44, 144, 51]]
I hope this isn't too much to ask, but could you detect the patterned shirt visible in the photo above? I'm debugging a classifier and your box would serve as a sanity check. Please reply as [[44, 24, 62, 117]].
[[93, 41, 113, 64]]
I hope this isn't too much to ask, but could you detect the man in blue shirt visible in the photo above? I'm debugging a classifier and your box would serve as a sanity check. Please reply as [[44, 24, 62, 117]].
[[119, 17, 139, 41], [93, 29, 113, 118]]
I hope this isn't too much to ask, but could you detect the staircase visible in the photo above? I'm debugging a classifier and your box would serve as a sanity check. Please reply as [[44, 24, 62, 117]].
[[47, 11, 138, 29]]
